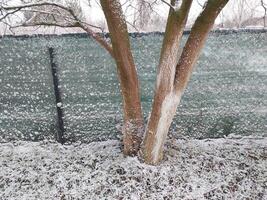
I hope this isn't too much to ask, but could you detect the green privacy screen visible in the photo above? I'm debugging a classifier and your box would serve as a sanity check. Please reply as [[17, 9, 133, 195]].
[[0, 32, 266, 143]]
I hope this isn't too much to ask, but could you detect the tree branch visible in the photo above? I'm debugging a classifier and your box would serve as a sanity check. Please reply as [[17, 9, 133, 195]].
[[0, 8, 22, 21], [81, 24, 114, 57], [10, 22, 78, 29], [161, 0, 175, 11], [174, 0, 229, 91], [2, 2, 71, 13], [0, 1, 114, 57]]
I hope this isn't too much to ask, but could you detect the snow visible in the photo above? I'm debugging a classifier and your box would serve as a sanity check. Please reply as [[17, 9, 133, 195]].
[[173, 0, 182, 11], [1, 137, 266, 199], [56, 102, 63, 108]]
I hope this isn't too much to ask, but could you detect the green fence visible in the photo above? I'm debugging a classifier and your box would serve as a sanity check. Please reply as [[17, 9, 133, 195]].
[[0, 32, 266, 143]]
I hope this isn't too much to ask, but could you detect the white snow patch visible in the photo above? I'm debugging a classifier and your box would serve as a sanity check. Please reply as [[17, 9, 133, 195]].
[[0, 137, 266, 199], [56, 102, 62, 108], [173, 0, 182, 11], [152, 91, 182, 163]]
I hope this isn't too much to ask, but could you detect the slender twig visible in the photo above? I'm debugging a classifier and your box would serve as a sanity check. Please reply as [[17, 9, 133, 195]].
[[20, 8, 103, 31], [0, 8, 22, 21], [10, 22, 78, 29], [161, 0, 175, 11]]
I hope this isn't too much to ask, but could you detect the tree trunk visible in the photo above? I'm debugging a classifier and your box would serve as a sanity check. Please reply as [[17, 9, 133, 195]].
[[141, 0, 193, 164], [141, 0, 229, 165], [100, 0, 144, 156]]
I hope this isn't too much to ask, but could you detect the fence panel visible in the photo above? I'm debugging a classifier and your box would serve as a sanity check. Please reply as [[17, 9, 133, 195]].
[[0, 32, 266, 143], [0, 37, 57, 142]]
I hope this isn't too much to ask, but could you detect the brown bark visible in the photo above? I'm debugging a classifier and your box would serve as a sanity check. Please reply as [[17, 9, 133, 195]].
[[141, 0, 229, 165], [141, 0, 193, 164], [174, 0, 229, 92], [81, 24, 114, 57], [100, 0, 144, 156]]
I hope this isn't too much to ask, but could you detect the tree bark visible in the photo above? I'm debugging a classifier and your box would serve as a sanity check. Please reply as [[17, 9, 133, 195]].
[[141, 0, 229, 165], [100, 0, 144, 156], [141, 0, 193, 164]]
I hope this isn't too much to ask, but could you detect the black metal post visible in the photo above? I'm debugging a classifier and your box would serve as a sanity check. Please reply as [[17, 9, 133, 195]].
[[48, 47, 65, 144]]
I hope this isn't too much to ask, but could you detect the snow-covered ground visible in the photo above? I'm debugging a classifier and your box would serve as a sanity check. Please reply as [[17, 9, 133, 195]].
[[0, 137, 266, 200]]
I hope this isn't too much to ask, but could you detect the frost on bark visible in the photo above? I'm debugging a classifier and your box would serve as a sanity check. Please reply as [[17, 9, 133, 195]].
[[141, 0, 229, 165], [100, 0, 144, 156]]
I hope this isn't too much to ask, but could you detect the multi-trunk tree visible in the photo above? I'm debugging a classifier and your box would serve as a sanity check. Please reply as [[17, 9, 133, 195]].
[[0, 0, 229, 165]]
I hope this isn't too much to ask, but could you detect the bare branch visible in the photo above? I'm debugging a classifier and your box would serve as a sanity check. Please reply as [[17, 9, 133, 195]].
[[196, 0, 204, 8], [0, 8, 22, 21], [0, 1, 114, 57], [161, 0, 175, 11], [2, 2, 71, 13], [81, 24, 114, 57], [10, 22, 78, 29], [261, 0, 267, 27], [21, 8, 104, 32]]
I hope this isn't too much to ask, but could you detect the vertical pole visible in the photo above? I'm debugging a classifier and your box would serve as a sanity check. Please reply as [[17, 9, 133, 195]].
[[48, 47, 64, 144]]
